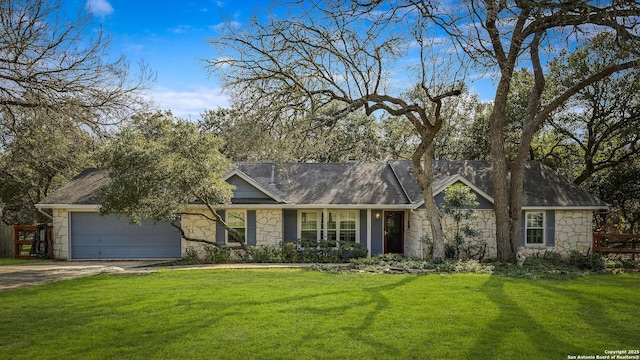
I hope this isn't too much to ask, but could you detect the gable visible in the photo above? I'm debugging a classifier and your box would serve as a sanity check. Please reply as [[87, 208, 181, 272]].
[[227, 174, 272, 200], [433, 181, 494, 210]]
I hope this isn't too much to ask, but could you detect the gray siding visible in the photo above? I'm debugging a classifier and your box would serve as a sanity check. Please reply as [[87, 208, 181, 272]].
[[70, 212, 180, 259], [247, 210, 257, 246], [228, 175, 270, 199], [433, 183, 493, 210], [545, 210, 555, 246], [371, 211, 383, 256], [216, 210, 226, 245], [359, 209, 367, 247]]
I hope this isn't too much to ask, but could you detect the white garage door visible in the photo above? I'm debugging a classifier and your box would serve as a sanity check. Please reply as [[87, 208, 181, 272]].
[[70, 212, 181, 259]]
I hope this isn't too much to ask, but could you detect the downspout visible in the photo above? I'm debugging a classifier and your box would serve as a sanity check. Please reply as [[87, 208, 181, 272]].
[[37, 207, 53, 221]]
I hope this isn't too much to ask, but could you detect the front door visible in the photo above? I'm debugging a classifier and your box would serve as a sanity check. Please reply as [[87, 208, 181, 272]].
[[384, 211, 404, 255]]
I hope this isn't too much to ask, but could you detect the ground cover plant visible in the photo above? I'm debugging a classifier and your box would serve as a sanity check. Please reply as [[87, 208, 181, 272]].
[[1, 269, 638, 360]]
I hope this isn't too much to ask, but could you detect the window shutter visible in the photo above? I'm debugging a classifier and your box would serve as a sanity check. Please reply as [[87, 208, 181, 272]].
[[283, 210, 297, 243], [215, 210, 226, 245], [247, 210, 257, 246], [521, 211, 526, 246], [545, 210, 555, 246]]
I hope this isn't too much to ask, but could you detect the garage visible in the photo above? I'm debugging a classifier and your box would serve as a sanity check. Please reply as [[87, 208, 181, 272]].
[[70, 212, 181, 259]]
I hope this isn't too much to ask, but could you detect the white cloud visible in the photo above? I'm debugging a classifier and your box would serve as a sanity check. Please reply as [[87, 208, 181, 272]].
[[149, 86, 230, 119], [169, 25, 200, 34], [85, 0, 114, 17], [210, 21, 242, 32]]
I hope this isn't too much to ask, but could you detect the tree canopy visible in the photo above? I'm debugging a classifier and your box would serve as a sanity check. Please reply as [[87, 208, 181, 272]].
[[98, 111, 248, 250]]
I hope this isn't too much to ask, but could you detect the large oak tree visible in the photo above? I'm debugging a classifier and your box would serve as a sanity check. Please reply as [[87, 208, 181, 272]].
[[209, 1, 465, 261]]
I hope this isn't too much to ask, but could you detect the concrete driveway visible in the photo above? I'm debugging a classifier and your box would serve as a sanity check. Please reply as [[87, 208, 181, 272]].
[[0, 261, 161, 291]]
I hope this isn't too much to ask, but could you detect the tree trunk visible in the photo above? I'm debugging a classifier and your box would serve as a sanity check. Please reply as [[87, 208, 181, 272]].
[[413, 142, 446, 262], [490, 78, 514, 261]]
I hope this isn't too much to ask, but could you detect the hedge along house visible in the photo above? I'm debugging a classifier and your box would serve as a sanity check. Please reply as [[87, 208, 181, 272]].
[[35, 160, 607, 260]]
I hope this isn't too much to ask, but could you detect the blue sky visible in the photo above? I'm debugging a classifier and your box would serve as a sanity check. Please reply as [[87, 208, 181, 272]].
[[72, 0, 495, 119]]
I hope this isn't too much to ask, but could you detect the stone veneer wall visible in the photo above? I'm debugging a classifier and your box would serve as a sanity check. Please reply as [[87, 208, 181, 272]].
[[523, 210, 593, 257], [407, 209, 594, 259], [180, 209, 283, 256], [405, 209, 497, 259], [255, 209, 282, 246], [52, 209, 70, 260]]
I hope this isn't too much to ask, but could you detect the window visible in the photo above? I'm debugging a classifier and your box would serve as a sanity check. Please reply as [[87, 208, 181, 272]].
[[226, 210, 246, 243], [300, 210, 358, 246], [301, 211, 321, 242], [330, 211, 356, 243], [525, 212, 544, 245]]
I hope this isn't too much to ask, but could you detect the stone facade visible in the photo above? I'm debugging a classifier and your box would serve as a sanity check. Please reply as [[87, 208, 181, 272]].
[[47, 207, 594, 260], [405, 209, 497, 259], [255, 209, 282, 246], [51, 209, 69, 260], [180, 209, 283, 256], [180, 212, 216, 255], [406, 209, 594, 259], [522, 210, 593, 257]]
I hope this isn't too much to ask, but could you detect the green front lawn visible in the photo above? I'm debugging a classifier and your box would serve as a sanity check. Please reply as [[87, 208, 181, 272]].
[[0, 258, 52, 266], [0, 270, 638, 359]]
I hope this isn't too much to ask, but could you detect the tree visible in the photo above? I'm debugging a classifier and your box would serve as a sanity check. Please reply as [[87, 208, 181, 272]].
[[0, 0, 154, 132], [208, 1, 464, 261], [411, 0, 640, 259], [0, 0, 154, 224], [98, 111, 249, 251], [545, 33, 640, 185], [583, 159, 640, 233], [201, 102, 382, 162], [0, 109, 97, 224]]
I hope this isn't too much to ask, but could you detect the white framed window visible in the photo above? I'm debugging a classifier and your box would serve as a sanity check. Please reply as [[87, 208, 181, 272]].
[[300, 211, 321, 242], [525, 211, 545, 245], [299, 210, 358, 246], [226, 210, 246, 244], [327, 211, 357, 243]]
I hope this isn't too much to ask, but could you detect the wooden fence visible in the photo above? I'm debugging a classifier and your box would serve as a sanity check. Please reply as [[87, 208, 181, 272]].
[[592, 232, 640, 259], [0, 225, 13, 258]]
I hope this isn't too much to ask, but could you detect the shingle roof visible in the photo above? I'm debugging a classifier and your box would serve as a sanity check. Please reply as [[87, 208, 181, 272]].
[[38, 168, 109, 205], [236, 162, 410, 205], [38, 161, 607, 208]]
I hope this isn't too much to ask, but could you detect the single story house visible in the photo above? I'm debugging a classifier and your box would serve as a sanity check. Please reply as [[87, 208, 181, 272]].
[[36, 160, 607, 260]]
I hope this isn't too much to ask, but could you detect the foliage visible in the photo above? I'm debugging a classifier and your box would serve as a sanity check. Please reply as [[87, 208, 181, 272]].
[[204, 246, 231, 264], [250, 242, 298, 263], [297, 239, 368, 263], [0, 0, 152, 224], [201, 104, 382, 163], [0, 111, 97, 224], [568, 251, 605, 272], [97, 111, 243, 248], [439, 183, 483, 260]]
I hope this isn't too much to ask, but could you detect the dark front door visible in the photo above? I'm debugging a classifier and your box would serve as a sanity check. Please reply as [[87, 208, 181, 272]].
[[384, 211, 404, 254]]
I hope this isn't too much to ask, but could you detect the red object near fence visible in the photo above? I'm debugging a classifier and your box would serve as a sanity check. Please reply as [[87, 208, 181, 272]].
[[13, 225, 53, 259]]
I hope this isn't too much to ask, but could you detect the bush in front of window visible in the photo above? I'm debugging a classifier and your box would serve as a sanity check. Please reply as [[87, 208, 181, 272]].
[[204, 245, 231, 264]]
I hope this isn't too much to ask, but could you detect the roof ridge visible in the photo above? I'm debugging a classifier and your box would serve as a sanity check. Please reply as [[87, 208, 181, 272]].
[[387, 161, 412, 204]]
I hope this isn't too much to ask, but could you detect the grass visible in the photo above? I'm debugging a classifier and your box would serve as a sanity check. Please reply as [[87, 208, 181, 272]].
[[0, 270, 638, 360], [0, 258, 52, 266]]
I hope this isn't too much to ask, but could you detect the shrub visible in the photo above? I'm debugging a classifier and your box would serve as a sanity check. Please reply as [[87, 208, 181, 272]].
[[181, 247, 202, 264], [203, 245, 231, 264], [568, 251, 604, 271]]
